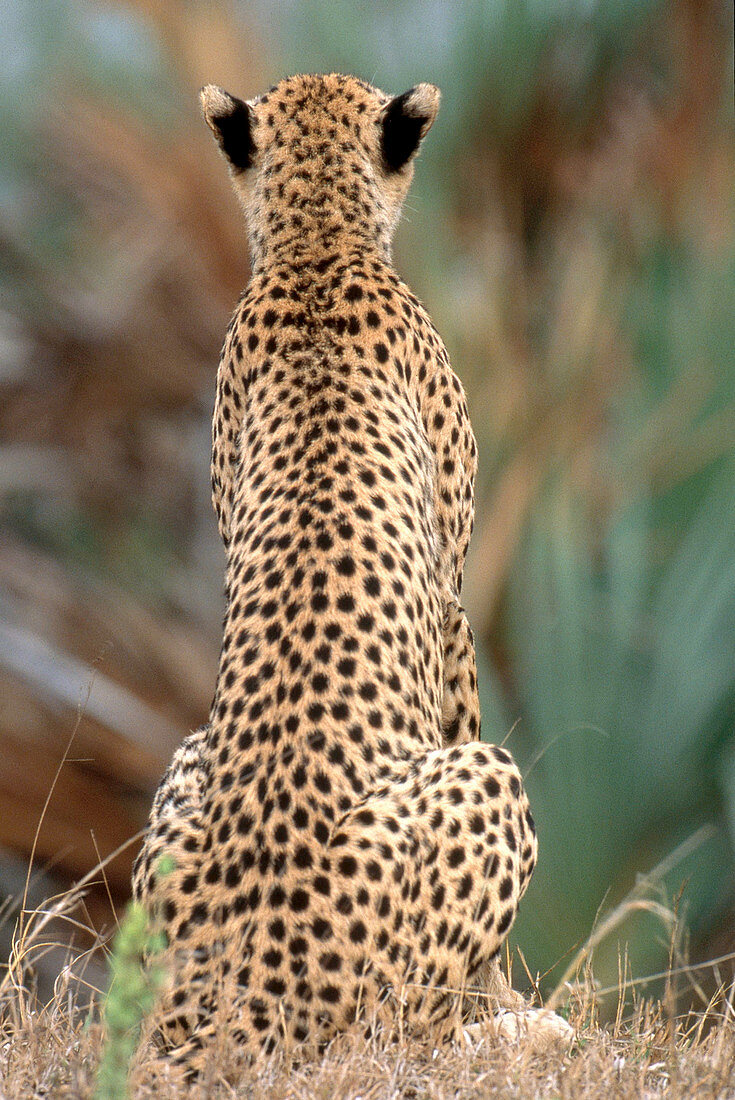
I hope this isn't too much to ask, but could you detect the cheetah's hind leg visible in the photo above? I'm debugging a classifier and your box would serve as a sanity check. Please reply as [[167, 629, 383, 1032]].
[[324, 740, 538, 1039], [132, 726, 208, 909]]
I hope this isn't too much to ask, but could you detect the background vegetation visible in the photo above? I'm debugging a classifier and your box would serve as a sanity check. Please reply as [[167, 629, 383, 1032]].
[[0, 0, 733, 1015]]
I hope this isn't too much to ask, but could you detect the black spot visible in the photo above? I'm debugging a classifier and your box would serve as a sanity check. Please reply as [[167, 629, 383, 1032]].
[[349, 919, 367, 943], [339, 856, 358, 877], [484, 775, 501, 799], [312, 917, 332, 940], [204, 861, 221, 884], [336, 555, 356, 577], [497, 908, 514, 935], [499, 876, 514, 901], [269, 918, 286, 940], [290, 889, 310, 912], [456, 873, 473, 900], [292, 846, 312, 870], [312, 672, 329, 693], [364, 575, 381, 597]]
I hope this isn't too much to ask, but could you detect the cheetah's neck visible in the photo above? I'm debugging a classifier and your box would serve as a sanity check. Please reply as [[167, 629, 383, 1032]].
[[246, 161, 394, 274]]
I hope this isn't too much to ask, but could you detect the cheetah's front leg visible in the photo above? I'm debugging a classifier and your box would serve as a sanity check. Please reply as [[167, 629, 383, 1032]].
[[441, 593, 481, 747]]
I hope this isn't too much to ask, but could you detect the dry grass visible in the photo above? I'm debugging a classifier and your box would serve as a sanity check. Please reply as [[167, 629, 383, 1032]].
[[2, 977, 734, 1100], [1, 864, 734, 1100]]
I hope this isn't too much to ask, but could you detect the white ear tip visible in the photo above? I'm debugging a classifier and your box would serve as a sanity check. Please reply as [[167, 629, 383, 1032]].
[[406, 83, 440, 117], [200, 85, 236, 121]]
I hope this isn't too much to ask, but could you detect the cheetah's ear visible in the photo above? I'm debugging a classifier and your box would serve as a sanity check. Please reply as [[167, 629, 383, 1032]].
[[200, 85, 255, 172], [381, 83, 440, 172]]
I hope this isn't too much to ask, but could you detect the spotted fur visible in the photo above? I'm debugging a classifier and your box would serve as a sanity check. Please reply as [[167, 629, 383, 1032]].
[[133, 73, 538, 1075]]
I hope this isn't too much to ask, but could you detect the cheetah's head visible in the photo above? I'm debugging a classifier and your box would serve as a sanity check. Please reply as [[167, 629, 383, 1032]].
[[200, 73, 439, 265]]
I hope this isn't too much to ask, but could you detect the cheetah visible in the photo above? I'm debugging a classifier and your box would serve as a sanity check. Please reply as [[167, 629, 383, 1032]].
[[133, 73, 559, 1076]]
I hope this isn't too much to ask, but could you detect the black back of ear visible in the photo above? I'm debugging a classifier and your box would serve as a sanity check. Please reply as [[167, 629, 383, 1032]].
[[214, 99, 255, 171], [201, 86, 255, 172], [381, 83, 440, 172], [382, 92, 424, 172]]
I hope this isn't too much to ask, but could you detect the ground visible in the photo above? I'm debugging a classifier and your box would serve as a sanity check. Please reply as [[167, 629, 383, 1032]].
[[2, 992, 734, 1099], [1, 883, 733, 1098]]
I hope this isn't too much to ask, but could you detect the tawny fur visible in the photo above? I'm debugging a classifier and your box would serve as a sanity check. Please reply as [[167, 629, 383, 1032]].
[[133, 73, 538, 1075]]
